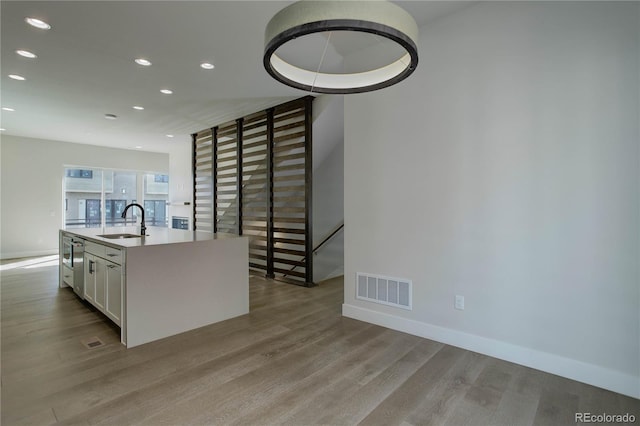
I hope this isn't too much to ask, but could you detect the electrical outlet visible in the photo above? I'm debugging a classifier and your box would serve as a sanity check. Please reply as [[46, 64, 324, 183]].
[[455, 295, 465, 310]]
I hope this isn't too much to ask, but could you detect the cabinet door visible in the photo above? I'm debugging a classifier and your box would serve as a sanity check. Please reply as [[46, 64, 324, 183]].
[[105, 262, 122, 326], [94, 258, 106, 311], [84, 254, 96, 303]]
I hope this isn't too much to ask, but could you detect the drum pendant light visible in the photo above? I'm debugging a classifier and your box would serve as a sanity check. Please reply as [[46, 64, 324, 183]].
[[263, 1, 419, 94]]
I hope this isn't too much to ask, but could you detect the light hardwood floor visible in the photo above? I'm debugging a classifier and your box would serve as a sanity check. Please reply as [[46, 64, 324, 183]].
[[1, 258, 638, 425]]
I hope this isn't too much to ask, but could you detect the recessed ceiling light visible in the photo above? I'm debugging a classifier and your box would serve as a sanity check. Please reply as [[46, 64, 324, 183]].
[[8, 74, 26, 81], [25, 17, 51, 30], [104, 113, 117, 120], [133, 106, 144, 110], [166, 134, 174, 138], [16, 50, 37, 59], [0, 128, 6, 132], [135, 58, 152, 66], [200, 62, 215, 70], [135, 146, 143, 149], [160, 89, 173, 95], [2, 107, 16, 112]]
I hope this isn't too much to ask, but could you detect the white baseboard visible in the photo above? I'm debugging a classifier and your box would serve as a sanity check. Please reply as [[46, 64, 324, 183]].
[[342, 303, 640, 399], [0, 249, 58, 260]]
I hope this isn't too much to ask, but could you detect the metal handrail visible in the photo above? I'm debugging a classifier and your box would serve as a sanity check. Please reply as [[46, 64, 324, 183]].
[[312, 222, 344, 255], [282, 222, 344, 278], [64, 218, 168, 228]]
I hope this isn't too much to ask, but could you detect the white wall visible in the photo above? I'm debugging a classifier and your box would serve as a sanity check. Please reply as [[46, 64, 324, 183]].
[[167, 142, 194, 229], [343, 2, 639, 398], [313, 95, 345, 283], [0, 135, 168, 259], [312, 136, 344, 282]]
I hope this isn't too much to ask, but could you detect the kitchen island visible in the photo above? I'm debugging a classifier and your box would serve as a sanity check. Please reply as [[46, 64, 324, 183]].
[[59, 227, 249, 348]]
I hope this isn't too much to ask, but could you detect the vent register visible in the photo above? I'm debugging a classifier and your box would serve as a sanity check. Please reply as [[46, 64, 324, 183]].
[[356, 272, 412, 310]]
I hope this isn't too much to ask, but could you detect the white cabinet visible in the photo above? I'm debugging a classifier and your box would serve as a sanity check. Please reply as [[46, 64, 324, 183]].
[[95, 259, 106, 311], [84, 244, 124, 327], [105, 261, 122, 326], [84, 253, 97, 303]]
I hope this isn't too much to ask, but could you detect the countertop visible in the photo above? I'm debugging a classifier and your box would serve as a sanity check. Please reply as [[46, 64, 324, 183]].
[[61, 227, 241, 249]]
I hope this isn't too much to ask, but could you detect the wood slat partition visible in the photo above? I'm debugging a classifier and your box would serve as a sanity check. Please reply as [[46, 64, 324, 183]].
[[242, 111, 269, 276], [192, 129, 214, 233], [271, 98, 312, 286], [216, 120, 239, 235], [192, 96, 313, 286]]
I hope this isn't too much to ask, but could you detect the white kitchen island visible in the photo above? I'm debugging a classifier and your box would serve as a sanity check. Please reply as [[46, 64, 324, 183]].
[[60, 227, 249, 348]]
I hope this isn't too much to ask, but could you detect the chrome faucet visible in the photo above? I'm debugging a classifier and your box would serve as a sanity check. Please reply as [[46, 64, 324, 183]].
[[121, 203, 146, 236]]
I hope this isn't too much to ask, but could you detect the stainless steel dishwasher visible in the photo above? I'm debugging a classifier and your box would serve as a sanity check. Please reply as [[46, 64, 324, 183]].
[[62, 236, 85, 299]]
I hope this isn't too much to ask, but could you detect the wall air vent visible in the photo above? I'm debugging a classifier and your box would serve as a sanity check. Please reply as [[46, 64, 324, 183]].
[[356, 272, 412, 310]]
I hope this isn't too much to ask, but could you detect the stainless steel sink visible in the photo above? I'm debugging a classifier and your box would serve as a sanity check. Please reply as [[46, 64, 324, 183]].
[[97, 233, 143, 239]]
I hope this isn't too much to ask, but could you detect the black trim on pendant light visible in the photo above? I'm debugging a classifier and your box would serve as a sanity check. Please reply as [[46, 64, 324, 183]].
[[263, 1, 419, 94]]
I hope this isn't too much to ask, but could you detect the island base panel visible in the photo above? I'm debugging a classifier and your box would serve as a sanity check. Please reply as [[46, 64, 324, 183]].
[[125, 237, 249, 348]]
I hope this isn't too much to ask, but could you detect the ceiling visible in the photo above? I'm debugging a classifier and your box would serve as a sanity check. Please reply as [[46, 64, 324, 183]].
[[0, 1, 473, 154]]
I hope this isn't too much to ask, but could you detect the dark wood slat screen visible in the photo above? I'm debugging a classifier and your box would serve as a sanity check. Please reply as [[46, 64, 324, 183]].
[[193, 129, 214, 233], [242, 111, 269, 276], [271, 100, 311, 285], [192, 96, 313, 286], [216, 120, 239, 235]]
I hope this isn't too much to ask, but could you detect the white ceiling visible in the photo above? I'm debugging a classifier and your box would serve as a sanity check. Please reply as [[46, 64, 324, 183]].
[[0, 1, 474, 154]]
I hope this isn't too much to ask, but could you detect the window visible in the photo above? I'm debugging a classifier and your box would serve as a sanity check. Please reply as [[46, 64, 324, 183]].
[[66, 169, 93, 178], [144, 173, 169, 227], [105, 200, 127, 226], [64, 168, 103, 228], [86, 199, 101, 227], [106, 171, 136, 227], [64, 167, 169, 229], [144, 200, 167, 227]]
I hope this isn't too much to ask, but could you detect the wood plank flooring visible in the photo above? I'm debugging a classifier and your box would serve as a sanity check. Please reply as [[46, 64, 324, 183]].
[[1, 258, 638, 425]]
